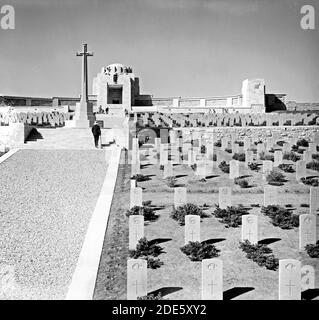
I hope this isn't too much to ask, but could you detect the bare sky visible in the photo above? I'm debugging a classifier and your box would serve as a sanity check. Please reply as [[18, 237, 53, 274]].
[[0, 0, 318, 102]]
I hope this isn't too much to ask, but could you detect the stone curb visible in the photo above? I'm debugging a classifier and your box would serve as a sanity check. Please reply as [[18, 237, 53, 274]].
[[0, 149, 19, 165]]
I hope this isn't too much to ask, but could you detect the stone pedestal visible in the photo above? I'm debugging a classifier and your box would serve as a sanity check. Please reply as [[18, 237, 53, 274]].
[[65, 101, 95, 128]]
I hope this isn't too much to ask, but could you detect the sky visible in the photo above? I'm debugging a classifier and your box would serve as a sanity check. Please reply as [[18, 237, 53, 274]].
[[0, 0, 318, 102]]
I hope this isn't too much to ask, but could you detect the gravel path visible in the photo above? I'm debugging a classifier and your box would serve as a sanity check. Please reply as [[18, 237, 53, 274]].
[[0, 149, 108, 299]]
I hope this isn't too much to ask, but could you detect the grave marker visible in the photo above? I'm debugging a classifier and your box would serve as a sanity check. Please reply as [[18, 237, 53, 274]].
[[130, 187, 142, 209], [299, 214, 316, 250], [310, 187, 319, 214], [127, 259, 147, 300], [219, 187, 231, 209], [296, 160, 306, 181], [185, 215, 200, 244], [174, 187, 187, 208], [229, 160, 240, 179], [301, 265, 315, 291], [274, 150, 283, 167], [241, 215, 258, 244], [129, 216, 144, 250], [264, 186, 278, 206], [201, 259, 223, 300], [279, 259, 301, 300]]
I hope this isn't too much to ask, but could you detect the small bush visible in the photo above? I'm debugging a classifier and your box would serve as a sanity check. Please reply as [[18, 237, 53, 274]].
[[191, 164, 197, 171], [232, 153, 246, 162], [283, 152, 300, 162], [300, 203, 309, 208], [305, 241, 319, 258], [261, 205, 299, 229], [212, 205, 249, 228], [266, 169, 286, 185], [225, 148, 232, 153], [159, 164, 164, 170], [146, 257, 164, 269], [129, 237, 164, 259], [138, 293, 163, 300], [131, 174, 149, 182], [218, 161, 230, 173], [180, 241, 220, 261], [201, 145, 206, 154], [248, 162, 259, 171], [306, 161, 319, 172], [278, 164, 294, 173], [126, 205, 157, 221], [239, 240, 279, 270], [312, 154, 319, 161], [301, 177, 319, 187], [235, 141, 244, 147], [277, 141, 285, 146], [214, 140, 221, 147], [166, 176, 177, 188], [296, 139, 309, 147], [234, 178, 249, 188], [171, 203, 206, 225], [291, 144, 299, 152]]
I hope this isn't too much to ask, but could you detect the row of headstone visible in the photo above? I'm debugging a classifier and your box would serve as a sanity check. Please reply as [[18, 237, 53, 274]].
[[127, 258, 315, 300]]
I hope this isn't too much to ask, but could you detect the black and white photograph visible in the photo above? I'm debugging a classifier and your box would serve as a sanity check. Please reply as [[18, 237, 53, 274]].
[[0, 0, 318, 305]]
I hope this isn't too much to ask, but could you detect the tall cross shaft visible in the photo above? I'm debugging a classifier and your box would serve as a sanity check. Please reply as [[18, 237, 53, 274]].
[[76, 44, 93, 103]]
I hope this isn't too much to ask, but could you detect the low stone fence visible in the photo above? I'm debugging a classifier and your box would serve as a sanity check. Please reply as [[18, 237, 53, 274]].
[[0, 123, 34, 148]]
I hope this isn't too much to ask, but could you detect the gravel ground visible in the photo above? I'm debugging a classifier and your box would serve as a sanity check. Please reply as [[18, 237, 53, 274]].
[[0, 149, 108, 300]]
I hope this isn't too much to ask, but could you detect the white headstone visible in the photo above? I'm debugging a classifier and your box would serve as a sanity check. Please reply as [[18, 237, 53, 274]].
[[274, 150, 283, 167], [229, 160, 240, 179], [163, 162, 173, 178], [301, 265, 315, 291], [185, 215, 200, 244], [303, 150, 312, 163], [245, 150, 254, 168], [129, 215, 144, 250], [279, 259, 301, 300], [241, 215, 258, 244], [296, 160, 306, 181], [196, 162, 207, 178], [160, 143, 169, 165], [201, 258, 223, 300], [127, 259, 147, 300], [130, 187, 143, 209], [131, 179, 137, 189], [263, 160, 273, 180], [264, 186, 278, 206], [174, 187, 187, 208], [310, 187, 319, 214], [299, 214, 316, 250], [244, 137, 251, 151], [219, 187, 231, 209]]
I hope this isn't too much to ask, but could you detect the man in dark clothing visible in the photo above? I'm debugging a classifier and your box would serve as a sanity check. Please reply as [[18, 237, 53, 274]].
[[91, 121, 101, 148]]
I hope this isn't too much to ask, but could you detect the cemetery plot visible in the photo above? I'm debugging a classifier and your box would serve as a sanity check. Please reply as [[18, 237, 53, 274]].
[[94, 137, 319, 300]]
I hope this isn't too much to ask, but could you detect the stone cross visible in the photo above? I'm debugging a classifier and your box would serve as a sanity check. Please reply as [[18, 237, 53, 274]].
[[76, 44, 93, 104], [201, 258, 223, 300]]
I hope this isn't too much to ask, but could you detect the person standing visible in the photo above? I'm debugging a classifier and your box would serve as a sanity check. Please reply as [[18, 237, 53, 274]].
[[91, 121, 101, 148]]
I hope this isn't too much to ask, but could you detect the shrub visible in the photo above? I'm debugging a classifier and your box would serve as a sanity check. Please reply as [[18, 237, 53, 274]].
[[159, 164, 164, 170], [142, 200, 152, 207], [266, 169, 286, 185], [278, 164, 294, 173], [296, 139, 309, 147], [261, 205, 299, 229], [305, 241, 319, 258], [180, 241, 220, 261], [131, 174, 149, 182], [283, 152, 300, 162], [212, 205, 249, 228], [126, 205, 157, 221], [239, 240, 279, 270], [214, 140, 221, 147], [146, 257, 164, 269], [138, 293, 163, 300], [291, 144, 299, 152], [248, 162, 259, 171], [218, 161, 230, 173], [300, 203, 309, 208], [232, 153, 246, 162], [312, 154, 319, 161], [306, 161, 319, 172], [129, 237, 164, 259], [234, 178, 249, 188], [166, 176, 177, 188], [201, 145, 206, 154], [277, 141, 285, 146], [225, 148, 232, 153], [235, 141, 244, 147], [170, 203, 206, 225], [301, 177, 319, 187]]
